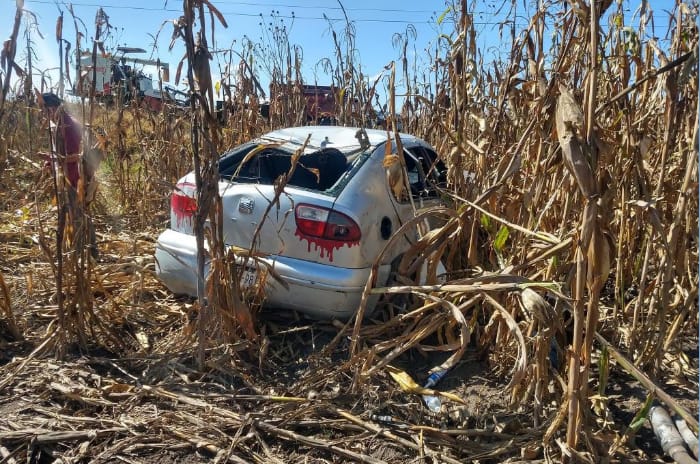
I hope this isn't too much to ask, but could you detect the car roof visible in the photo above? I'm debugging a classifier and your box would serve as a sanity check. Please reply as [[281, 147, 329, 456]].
[[259, 125, 426, 152]]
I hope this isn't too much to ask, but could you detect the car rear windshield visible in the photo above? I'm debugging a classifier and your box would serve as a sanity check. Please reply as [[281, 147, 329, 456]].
[[219, 144, 350, 192]]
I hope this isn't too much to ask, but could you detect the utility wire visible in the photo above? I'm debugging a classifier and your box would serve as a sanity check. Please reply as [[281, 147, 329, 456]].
[[196, 0, 443, 14], [19, 0, 672, 31], [22, 0, 463, 24], [24, 0, 492, 16], [21, 0, 653, 27]]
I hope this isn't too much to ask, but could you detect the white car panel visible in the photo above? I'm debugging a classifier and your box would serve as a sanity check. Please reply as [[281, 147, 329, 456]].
[[155, 126, 445, 319]]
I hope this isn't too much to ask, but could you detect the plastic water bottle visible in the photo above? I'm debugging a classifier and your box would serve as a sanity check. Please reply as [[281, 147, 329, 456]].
[[422, 370, 447, 412], [423, 394, 442, 412]]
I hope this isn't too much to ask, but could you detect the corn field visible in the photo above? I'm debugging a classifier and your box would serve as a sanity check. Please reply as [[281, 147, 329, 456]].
[[0, 0, 697, 463]]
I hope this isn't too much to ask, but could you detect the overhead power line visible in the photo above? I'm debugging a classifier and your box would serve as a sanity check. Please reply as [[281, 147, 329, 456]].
[[205, 0, 441, 14], [24, 0, 485, 16], [21, 0, 671, 30], [22, 0, 464, 24]]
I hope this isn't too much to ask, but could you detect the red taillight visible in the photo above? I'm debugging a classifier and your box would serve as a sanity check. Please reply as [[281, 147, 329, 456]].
[[172, 182, 197, 225], [295, 204, 361, 242], [172, 192, 197, 215]]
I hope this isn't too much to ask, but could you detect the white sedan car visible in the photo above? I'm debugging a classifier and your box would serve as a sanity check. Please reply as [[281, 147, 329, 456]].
[[155, 126, 446, 319]]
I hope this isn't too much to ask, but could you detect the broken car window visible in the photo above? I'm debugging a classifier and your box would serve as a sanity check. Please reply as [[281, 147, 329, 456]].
[[219, 145, 348, 192]]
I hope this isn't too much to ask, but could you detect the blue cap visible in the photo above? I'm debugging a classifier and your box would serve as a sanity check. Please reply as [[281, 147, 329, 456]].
[[42, 92, 62, 107]]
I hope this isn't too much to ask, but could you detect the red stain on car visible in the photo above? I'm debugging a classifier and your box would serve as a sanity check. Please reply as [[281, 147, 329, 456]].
[[295, 229, 359, 262], [171, 183, 197, 228]]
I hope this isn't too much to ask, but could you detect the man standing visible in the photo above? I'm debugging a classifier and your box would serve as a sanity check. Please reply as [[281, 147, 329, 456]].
[[41, 93, 82, 186], [40, 92, 99, 258]]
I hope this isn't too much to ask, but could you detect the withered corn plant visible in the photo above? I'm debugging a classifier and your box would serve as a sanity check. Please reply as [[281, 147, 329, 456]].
[[0, 0, 695, 460], [101, 96, 194, 227], [0, 2, 43, 344], [253, 11, 307, 127], [381, 0, 699, 459], [0, 0, 24, 124], [38, 7, 128, 356], [215, 42, 268, 141], [175, 0, 257, 369], [321, 5, 359, 125], [0, 270, 21, 342], [318, 7, 377, 127]]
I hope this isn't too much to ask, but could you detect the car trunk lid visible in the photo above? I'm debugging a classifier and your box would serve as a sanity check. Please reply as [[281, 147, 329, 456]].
[[168, 144, 369, 267]]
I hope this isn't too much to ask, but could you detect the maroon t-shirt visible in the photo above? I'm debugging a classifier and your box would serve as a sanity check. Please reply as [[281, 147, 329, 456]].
[[55, 111, 82, 187]]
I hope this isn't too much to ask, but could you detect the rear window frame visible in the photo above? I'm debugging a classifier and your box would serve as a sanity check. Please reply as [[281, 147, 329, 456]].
[[219, 142, 355, 194]]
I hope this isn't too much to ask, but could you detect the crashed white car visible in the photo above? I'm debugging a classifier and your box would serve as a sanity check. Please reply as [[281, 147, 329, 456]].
[[155, 126, 446, 319]]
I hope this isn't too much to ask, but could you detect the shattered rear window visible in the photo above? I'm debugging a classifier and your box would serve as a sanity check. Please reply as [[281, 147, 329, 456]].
[[219, 145, 350, 192]]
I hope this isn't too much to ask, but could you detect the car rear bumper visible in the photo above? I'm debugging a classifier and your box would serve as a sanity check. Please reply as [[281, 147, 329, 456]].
[[154, 229, 388, 319]]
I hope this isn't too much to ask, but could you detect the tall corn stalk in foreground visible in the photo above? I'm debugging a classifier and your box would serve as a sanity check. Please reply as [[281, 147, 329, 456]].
[[0, 0, 24, 124], [176, 0, 256, 369], [41, 8, 126, 356], [1, 5, 52, 345], [391, 0, 697, 458], [555, 0, 609, 453]]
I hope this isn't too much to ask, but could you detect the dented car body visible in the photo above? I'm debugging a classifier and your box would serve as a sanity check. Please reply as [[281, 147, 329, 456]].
[[155, 126, 445, 319]]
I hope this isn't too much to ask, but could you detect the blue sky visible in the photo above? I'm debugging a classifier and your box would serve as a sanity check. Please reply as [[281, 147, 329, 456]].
[[7, 0, 487, 96], [3, 0, 675, 103]]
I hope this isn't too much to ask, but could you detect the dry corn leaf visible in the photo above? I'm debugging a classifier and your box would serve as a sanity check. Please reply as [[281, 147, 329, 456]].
[[383, 153, 405, 201], [483, 294, 528, 389], [386, 365, 467, 405], [587, 228, 613, 293], [580, 200, 597, 249], [303, 166, 320, 184], [55, 14, 63, 42], [233, 296, 257, 341], [201, 0, 228, 28], [556, 86, 597, 200], [228, 143, 284, 186], [102, 383, 134, 394], [518, 287, 560, 330]]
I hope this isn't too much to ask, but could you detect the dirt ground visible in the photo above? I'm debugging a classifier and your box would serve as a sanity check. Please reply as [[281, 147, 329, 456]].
[[0, 213, 697, 463]]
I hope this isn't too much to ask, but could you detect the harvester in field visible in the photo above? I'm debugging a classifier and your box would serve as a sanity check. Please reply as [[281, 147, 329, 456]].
[[76, 46, 185, 110]]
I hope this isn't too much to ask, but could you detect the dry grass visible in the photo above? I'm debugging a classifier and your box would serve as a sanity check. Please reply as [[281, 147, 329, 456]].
[[0, 0, 698, 463]]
